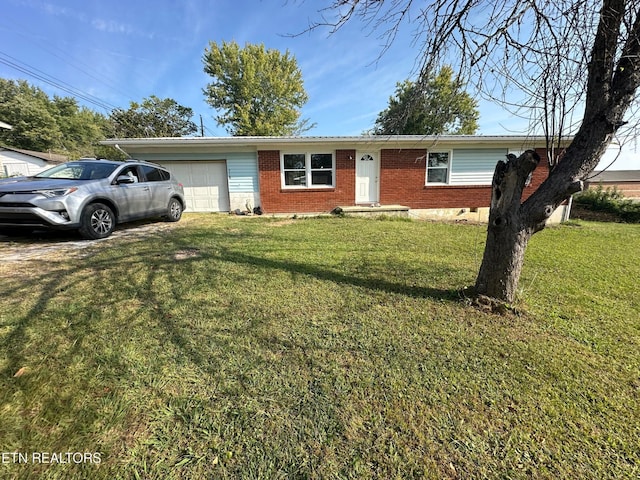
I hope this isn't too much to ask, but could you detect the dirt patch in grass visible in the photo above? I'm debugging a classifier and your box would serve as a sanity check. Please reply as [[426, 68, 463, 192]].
[[173, 247, 201, 260], [267, 218, 297, 227]]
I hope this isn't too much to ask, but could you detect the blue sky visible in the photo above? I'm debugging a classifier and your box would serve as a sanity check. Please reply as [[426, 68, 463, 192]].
[[1, 0, 638, 169]]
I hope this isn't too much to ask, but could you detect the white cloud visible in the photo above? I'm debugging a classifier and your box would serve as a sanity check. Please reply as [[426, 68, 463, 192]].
[[91, 18, 135, 35]]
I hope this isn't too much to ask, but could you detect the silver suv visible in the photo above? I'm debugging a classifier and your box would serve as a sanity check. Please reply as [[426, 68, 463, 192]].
[[0, 159, 185, 239]]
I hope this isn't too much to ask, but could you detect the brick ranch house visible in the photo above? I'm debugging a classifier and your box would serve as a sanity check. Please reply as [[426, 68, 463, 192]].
[[102, 135, 572, 223]]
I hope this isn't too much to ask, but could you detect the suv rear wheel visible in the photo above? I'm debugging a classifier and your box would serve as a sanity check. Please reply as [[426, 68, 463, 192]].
[[165, 198, 183, 222], [79, 203, 115, 239]]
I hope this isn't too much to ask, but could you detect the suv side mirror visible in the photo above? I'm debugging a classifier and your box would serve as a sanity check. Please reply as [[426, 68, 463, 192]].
[[116, 175, 134, 184]]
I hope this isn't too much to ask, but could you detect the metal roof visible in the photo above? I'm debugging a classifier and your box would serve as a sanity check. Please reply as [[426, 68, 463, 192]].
[[102, 134, 568, 149], [587, 170, 640, 182], [0, 146, 68, 164]]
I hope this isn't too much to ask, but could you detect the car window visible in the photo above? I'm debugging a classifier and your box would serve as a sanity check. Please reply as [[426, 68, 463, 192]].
[[85, 164, 120, 180], [35, 162, 118, 180], [141, 165, 170, 182], [118, 166, 140, 183]]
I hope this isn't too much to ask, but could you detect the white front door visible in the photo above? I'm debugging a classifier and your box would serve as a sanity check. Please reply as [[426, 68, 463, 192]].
[[355, 151, 379, 204]]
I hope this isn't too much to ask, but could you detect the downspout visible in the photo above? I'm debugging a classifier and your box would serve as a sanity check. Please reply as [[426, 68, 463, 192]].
[[562, 195, 574, 222]]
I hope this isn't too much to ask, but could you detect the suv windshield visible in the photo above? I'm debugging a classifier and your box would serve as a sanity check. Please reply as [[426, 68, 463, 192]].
[[35, 162, 119, 180]]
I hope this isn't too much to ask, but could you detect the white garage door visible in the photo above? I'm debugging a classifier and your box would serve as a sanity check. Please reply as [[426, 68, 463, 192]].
[[160, 161, 230, 212]]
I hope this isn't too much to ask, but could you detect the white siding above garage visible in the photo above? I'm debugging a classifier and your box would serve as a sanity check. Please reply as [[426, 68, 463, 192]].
[[449, 148, 507, 185]]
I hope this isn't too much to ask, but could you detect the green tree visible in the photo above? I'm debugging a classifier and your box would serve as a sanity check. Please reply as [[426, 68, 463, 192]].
[[110, 95, 197, 138], [374, 68, 479, 135], [51, 96, 112, 157], [202, 41, 313, 136], [0, 79, 60, 151], [0, 78, 109, 158]]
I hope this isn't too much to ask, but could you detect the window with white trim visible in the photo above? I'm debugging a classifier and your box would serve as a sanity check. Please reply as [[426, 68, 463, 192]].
[[282, 152, 334, 188], [426, 151, 450, 184]]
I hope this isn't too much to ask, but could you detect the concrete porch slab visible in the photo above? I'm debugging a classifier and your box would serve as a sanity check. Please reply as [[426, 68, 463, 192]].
[[332, 205, 410, 217]]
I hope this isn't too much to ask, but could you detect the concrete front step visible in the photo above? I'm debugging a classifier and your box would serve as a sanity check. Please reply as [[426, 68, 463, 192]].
[[332, 205, 410, 217]]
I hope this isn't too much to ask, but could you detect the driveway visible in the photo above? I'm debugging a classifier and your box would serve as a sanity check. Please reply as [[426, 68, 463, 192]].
[[0, 220, 178, 263]]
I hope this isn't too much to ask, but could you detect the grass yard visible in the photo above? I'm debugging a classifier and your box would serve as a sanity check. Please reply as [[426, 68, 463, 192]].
[[0, 215, 639, 479]]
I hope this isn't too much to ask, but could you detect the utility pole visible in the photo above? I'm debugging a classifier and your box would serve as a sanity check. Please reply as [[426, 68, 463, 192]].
[[200, 115, 204, 137]]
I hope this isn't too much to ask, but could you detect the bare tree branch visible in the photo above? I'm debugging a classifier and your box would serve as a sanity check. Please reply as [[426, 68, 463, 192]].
[[304, 0, 640, 301]]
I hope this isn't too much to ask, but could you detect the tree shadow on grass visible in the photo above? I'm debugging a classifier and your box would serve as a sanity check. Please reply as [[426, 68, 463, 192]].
[[0, 226, 465, 389], [209, 247, 463, 302], [0, 225, 465, 475]]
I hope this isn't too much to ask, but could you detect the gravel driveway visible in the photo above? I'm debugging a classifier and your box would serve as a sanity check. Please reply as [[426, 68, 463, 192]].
[[0, 220, 177, 263]]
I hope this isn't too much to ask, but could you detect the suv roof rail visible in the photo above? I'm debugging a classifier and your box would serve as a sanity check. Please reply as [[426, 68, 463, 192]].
[[125, 159, 164, 168], [78, 158, 120, 162]]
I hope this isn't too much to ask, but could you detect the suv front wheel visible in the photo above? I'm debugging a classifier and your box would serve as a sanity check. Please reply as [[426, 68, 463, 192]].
[[79, 203, 115, 239]]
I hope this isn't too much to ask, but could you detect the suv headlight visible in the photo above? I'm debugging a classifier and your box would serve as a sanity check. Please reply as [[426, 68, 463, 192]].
[[36, 187, 78, 198]]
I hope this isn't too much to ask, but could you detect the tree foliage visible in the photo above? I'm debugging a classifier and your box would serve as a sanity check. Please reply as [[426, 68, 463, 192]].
[[312, 0, 640, 302], [202, 41, 313, 136], [0, 78, 111, 158], [109, 95, 198, 138], [374, 67, 479, 135]]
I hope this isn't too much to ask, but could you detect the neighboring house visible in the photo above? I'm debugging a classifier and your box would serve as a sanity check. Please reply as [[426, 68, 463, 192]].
[[102, 135, 571, 223], [585, 170, 640, 199], [0, 147, 67, 177]]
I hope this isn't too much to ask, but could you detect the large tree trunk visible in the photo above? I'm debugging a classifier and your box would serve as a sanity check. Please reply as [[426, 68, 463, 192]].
[[473, 0, 640, 303], [474, 151, 539, 303], [475, 110, 622, 304]]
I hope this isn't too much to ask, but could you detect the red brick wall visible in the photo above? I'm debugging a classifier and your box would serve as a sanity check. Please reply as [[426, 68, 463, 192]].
[[378, 148, 495, 208], [378, 149, 427, 206], [587, 181, 640, 199], [257, 147, 552, 213], [379, 148, 550, 209], [530, 148, 552, 195], [258, 149, 355, 213]]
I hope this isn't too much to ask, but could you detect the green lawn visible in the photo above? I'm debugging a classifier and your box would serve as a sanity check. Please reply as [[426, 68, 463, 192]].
[[1, 215, 639, 479]]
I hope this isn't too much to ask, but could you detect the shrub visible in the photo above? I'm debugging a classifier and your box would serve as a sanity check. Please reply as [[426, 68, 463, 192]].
[[574, 185, 640, 223], [575, 185, 624, 209]]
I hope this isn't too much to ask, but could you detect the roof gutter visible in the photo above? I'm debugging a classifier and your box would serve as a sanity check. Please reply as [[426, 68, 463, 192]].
[[101, 134, 572, 150]]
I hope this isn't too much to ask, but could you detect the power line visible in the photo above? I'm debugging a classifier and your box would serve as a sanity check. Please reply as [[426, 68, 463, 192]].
[[0, 51, 207, 137], [0, 17, 139, 104], [0, 51, 211, 138], [0, 51, 118, 111], [202, 121, 220, 137]]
